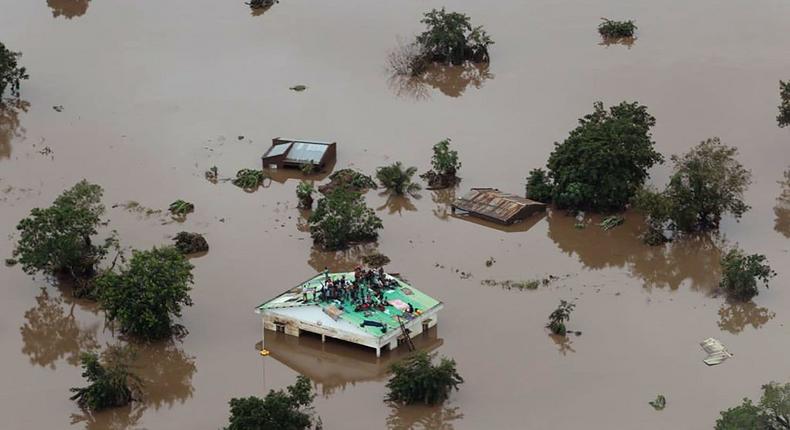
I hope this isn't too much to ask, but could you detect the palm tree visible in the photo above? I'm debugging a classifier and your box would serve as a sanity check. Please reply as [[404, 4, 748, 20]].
[[376, 162, 421, 196]]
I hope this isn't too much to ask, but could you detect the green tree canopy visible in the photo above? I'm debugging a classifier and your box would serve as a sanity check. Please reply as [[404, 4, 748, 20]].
[[546, 101, 663, 212], [309, 188, 383, 250], [778, 80, 790, 128], [386, 351, 464, 405], [97, 246, 194, 340], [376, 162, 421, 196], [716, 382, 790, 429], [69, 345, 142, 411], [1, 41, 29, 98], [416, 8, 493, 65], [225, 375, 316, 430], [14, 180, 117, 286], [720, 247, 776, 301]]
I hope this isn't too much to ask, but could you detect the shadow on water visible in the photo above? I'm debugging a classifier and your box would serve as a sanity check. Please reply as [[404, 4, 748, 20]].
[[450, 211, 545, 234], [307, 242, 380, 272], [20, 288, 100, 369], [547, 211, 722, 293], [718, 300, 775, 334], [549, 333, 576, 356], [0, 99, 29, 160], [386, 403, 463, 430], [263, 327, 443, 397], [775, 169, 790, 238], [46, 0, 90, 19], [430, 188, 456, 221], [377, 193, 419, 215], [388, 62, 493, 100]]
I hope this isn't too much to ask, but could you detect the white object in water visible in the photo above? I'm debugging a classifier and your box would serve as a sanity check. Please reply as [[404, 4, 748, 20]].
[[700, 338, 733, 366]]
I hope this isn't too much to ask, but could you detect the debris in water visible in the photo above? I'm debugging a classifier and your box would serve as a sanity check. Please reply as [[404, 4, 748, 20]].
[[649, 394, 666, 411], [237, 136, 244, 140], [169, 200, 195, 220], [485, 257, 495, 267], [113, 200, 163, 218], [481, 279, 540, 291], [4, 258, 17, 267], [173, 232, 209, 254], [361, 252, 390, 268], [599, 215, 624, 231], [205, 166, 218, 183], [38, 146, 52, 156], [700, 337, 733, 365], [289, 85, 307, 92], [52, 105, 63, 112]]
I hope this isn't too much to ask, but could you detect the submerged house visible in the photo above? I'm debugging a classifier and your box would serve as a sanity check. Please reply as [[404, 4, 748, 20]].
[[256, 272, 443, 357], [261, 138, 336, 171], [451, 187, 546, 225]]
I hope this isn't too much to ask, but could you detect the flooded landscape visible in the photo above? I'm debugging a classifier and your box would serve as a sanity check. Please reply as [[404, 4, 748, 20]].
[[1, 0, 789, 428]]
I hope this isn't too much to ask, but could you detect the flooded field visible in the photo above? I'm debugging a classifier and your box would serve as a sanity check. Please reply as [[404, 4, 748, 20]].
[[1, 0, 789, 428]]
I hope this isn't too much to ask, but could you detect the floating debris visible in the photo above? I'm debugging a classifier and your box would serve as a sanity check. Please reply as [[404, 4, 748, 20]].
[[173, 232, 209, 254], [361, 252, 390, 268], [205, 166, 218, 183], [700, 337, 733, 366], [52, 105, 63, 112], [4, 258, 17, 267], [481, 279, 540, 291], [649, 394, 666, 411], [289, 85, 307, 92], [113, 201, 162, 217], [599, 215, 624, 231], [485, 257, 496, 267]]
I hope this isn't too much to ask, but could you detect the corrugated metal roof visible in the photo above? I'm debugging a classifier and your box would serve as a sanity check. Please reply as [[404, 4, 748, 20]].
[[285, 142, 328, 164], [452, 188, 545, 223], [264, 143, 292, 158]]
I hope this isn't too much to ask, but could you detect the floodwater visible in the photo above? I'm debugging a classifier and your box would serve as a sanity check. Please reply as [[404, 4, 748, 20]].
[[1, 0, 789, 428]]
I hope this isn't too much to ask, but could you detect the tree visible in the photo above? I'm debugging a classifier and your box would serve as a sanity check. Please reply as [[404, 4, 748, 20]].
[[97, 246, 194, 340], [715, 382, 790, 429], [778, 80, 790, 128], [172, 232, 209, 254], [14, 180, 117, 291], [415, 8, 493, 66], [69, 346, 142, 411], [308, 188, 383, 250], [1, 42, 29, 98], [547, 300, 575, 336], [720, 247, 776, 301], [376, 162, 421, 196], [296, 181, 315, 209], [421, 139, 461, 188], [225, 375, 317, 430], [386, 352, 464, 405], [716, 398, 765, 430], [545, 101, 663, 212], [526, 168, 553, 203], [598, 19, 637, 39]]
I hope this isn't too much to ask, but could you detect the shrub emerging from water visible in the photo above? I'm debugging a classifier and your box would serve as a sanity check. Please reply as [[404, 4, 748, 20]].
[[421, 139, 461, 189], [70, 346, 142, 411], [173, 231, 209, 254], [225, 375, 317, 430], [97, 246, 194, 340], [525, 168, 553, 203], [719, 247, 775, 301], [169, 200, 194, 220], [634, 138, 751, 238], [309, 188, 383, 250], [778, 80, 790, 128], [0, 42, 29, 98], [543, 101, 663, 212], [547, 300, 575, 336], [318, 169, 377, 194], [386, 351, 464, 405], [598, 19, 637, 39], [376, 162, 421, 196], [14, 180, 118, 291], [361, 252, 390, 268], [716, 382, 790, 429], [232, 168, 268, 191], [296, 181, 315, 209]]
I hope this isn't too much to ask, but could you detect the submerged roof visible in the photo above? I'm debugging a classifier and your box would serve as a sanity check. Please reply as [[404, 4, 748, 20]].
[[262, 139, 333, 165], [452, 188, 546, 224], [257, 272, 442, 339]]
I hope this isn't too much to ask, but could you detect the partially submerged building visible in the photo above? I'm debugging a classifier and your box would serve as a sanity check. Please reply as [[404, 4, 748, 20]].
[[256, 272, 443, 357], [261, 138, 336, 171], [451, 187, 546, 225]]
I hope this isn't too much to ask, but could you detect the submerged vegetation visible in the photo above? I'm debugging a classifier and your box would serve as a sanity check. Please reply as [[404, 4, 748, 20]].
[[421, 138, 461, 189], [318, 168, 377, 194], [719, 247, 775, 301], [169, 199, 195, 219], [309, 188, 383, 250], [0, 41, 28, 98], [533, 101, 663, 212], [634, 138, 751, 242], [97, 246, 194, 340], [376, 162, 421, 196], [547, 300, 575, 336], [232, 168, 268, 191], [598, 19, 637, 39], [70, 346, 142, 411], [173, 232, 209, 254], [386, 351, 464, 405], [225, 375, 317, 430], [778, 80, 790, 128], [296, 181, 315, 209], [361, 252, 390, 268], [716, 382, 790, 429]]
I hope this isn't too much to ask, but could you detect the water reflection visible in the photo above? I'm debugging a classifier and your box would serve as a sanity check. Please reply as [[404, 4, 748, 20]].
[[549, 333, 576, 356], [775, 169, 790, 238], [70, 403, 144, 430], [386, 404, 463, 430], [264, 327, 443, 397], [717, 301, 775, 334], [0, 99, 29, 160], [431, 188, 456, 221], [388, 63, 493, 100], [548, 211, 721, 292], [452, 211, 545, 233], [46, 0, 90, 19], [267, 161, 334, 184], [307, 242, 379, 272], [20, 289, 100, 369], [599, 37, 637, 48], [377, 193, 418, 215]]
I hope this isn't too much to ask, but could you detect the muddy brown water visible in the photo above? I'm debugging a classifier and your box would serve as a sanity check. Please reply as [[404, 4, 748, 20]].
[[1, 0, 789, 428]]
